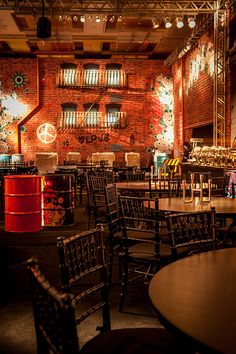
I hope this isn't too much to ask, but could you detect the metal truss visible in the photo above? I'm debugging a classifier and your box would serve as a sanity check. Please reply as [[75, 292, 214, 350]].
[[213, 5, 227, 146], [0, 0, 227, 15]]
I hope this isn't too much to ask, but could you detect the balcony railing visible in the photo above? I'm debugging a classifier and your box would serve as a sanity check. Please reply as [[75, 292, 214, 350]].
[[59, 111, 127, 129], [57, 69, 127, 88]]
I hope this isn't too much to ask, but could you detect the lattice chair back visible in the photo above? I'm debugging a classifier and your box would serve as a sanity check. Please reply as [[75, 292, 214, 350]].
[[149, 176, 171, 198], [94, 169, 115, 184], [89, 175, 108, 224], [57, 225, 111, 333], [104, 183, 122, 284], [119, 195, 160, 254], [27, 258, 79, 354], [166, 207, 217, 257], [125, 170, 145, 181]]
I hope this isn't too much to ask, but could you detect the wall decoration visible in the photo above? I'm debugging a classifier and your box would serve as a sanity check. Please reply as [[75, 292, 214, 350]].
[[12, 72, 27, 87], [37, 123, 57, 144], [185, 42, 214, 95], [0, 80, 28, 153], [77, 133, 110, 144], [152, 74, 174, 155]]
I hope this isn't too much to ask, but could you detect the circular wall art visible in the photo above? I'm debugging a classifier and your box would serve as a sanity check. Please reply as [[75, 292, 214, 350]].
[[37, 123, 57, 144], [12, 72, 27, 87]]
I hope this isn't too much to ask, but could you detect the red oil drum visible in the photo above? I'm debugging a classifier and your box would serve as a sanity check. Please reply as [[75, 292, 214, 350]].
[[4, 175, 42, 232], [42, 174, 75, 227]]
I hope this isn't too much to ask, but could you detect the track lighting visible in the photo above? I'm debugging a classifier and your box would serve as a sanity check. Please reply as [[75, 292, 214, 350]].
[[80, 15, 85, 23], [95, 15, 101, 23], [164, 17, 172, 29], [152, 16, 160, 29], [188, 16, 196, 28], [176, 17, 184, 28]]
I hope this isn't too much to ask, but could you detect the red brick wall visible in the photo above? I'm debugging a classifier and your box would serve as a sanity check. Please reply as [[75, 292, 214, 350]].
[[172, 27, 216, 156], [0, 58, 172, 167]]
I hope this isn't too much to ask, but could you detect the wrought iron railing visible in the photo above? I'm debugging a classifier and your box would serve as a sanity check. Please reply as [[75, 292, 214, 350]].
[[59, 111, 127, 129], [57, 69, 127, 88]]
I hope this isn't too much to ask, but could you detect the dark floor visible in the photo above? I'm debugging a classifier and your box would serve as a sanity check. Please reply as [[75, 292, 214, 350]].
[[0, 199, 161, 354]]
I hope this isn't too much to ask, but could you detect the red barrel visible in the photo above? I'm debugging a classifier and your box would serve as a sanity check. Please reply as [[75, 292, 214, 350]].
[[42, 174, 75, 227], [4, 175, 42, 232]]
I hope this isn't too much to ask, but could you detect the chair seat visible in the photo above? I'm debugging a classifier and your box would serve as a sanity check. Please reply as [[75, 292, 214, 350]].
[[126, 242, 192, 261], [128, 229, 155, 240], [80, 327, 195, 354]]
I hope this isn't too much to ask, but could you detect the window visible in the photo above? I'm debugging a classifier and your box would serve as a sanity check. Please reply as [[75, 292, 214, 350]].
[[61, 63, 77, 86], [84, 103, 99, 127], [84, 64, 99, 85], [106, 63, 122, 86], [61, 103, 77, 128], [106, 104, 121, 127]]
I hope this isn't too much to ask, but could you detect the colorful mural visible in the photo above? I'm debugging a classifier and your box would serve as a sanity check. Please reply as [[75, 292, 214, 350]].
[[152, 74, 174, 155], [0, 80, 27, 153], [185, 42, 214, 95]]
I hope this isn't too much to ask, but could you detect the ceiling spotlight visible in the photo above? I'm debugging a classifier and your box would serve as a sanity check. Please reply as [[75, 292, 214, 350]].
[[95, 15, 101, 23], [152, 16, 160, 29], [164, 17, 172, 29], [73, 15, 78, 22], [117, 15, 122, 22], [188, 16, 196, 28], [80, 15, 85, 23], [176, 17, 184, 28]]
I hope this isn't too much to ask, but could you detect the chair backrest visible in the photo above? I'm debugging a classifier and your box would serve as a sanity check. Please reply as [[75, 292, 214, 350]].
[[104, 183, 120, 225], [27, 258, 79, 354], [165, 207, 217, 257], [149, 177, 171, 198], [119, 195, 160, 254], [125, 170, 145, 181], [149, 176, 181, 198], [57, 225, 111, 332], [94, 169, 114, 184]]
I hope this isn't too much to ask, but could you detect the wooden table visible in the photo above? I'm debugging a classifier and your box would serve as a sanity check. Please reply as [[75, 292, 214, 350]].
[[149, 248, 236, 354], [156, 196, 236, 216], [116, 181, 150, 192]]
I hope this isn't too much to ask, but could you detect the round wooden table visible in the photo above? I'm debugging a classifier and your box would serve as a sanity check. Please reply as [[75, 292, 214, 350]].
[[149, 248, 236, 354], [116, 181, 150, 191], [157, 196, 236, 216]]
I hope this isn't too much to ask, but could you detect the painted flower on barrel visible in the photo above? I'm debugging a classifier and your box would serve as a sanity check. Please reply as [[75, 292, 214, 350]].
[[57, 197, 64, 204]]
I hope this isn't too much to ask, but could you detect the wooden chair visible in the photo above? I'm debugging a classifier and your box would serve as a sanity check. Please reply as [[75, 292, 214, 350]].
[[57, 225, 111, 333], [27, 258, 79, 354], [85, 173, 108, 227], [90, 175, 109, 225], [149, 176, 181, 199], [104, 183, 122, 284], [27, 258, 196, 354], [118, 195, 171, 312], [165, 207, 218, 258], [118, 196, 218, 312]]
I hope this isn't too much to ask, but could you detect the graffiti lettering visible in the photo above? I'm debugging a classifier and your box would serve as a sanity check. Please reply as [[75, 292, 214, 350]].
[[78, 134, 110, 144]]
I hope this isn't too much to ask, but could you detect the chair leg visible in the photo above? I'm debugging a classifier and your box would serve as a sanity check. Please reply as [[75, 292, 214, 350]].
[[119, 255, 129, 312]]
